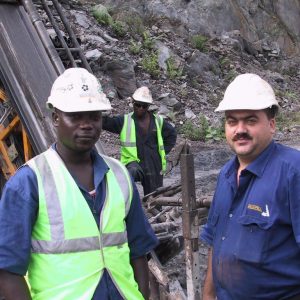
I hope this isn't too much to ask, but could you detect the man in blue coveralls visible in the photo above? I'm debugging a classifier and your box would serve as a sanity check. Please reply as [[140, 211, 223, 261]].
[[0, 68, 158, 300], [201, 73, 300, 300]]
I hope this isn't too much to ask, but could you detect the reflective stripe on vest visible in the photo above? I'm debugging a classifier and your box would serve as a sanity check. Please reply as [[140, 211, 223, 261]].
[[121, 113, 136, 147], [28, 150, 130, 253], [120, 113, 167, 171], [153, 113, 166, 172], [26, 149, 143, 300], [120, 112, 139, 165]]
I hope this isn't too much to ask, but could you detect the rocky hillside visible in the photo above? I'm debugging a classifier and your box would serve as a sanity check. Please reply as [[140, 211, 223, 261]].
[[47, 0, 300, 152]]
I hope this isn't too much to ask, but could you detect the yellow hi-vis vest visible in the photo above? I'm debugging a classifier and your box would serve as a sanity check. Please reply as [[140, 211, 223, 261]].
[[120, 112, 166, 172], [26, 148, 144, 300]]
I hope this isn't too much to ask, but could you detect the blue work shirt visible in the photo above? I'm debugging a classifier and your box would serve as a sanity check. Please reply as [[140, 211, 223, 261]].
[[0, 147, 158, 300], [201, 141, 300, 300]]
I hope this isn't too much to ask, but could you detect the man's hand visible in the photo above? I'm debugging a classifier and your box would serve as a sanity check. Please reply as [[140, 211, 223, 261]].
[[131, 256, 149, 300], [0, 270, 31, 300], [202, 248, 216, 300]]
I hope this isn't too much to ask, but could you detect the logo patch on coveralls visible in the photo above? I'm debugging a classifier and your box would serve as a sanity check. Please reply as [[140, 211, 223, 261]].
[[247, 204, 270, 217]]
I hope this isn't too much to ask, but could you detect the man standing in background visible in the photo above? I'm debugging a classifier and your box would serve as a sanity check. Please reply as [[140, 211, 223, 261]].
[[102, 86, 177, 195]]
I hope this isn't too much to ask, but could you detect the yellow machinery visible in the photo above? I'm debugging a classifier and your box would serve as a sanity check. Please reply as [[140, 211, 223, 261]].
[[0, 88, 32, 179]]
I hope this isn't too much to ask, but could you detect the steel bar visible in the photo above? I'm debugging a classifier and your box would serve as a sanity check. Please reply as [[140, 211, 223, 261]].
[[181, 153, 201, 300], [53, 47, 82, 52], [51, 0, 92, 72], [39, 0, 76, 68]]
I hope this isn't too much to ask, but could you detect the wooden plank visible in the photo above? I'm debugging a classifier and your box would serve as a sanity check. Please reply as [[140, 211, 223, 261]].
[[180, 153, 201, 300]]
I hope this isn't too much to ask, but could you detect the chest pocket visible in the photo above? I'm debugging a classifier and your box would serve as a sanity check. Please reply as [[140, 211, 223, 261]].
[[235, 215, 273, 264]]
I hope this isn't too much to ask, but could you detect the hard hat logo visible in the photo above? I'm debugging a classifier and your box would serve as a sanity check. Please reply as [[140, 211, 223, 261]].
[[215, 73, 279, 112], [47, 68, 112, 112], [82, 84, 88, 91]]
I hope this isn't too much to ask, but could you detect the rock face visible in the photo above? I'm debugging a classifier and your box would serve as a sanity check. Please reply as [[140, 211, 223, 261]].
[[102, 59, 137, 98], [95, 0, 300, 57]]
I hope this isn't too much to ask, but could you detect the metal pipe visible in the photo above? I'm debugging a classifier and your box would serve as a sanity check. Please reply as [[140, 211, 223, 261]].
[[0, 0, 20, 3], [54, 47, 82, 52], [20, 0, 64, 75], [39, 0, 76, 68], [51, 0, 92, 72]]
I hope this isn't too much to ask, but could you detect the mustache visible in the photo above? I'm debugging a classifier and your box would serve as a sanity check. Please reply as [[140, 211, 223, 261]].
[[232, 132, 252, 141]]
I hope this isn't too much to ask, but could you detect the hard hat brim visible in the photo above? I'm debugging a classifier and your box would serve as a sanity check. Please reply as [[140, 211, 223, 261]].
[[47, 97, 112, 112]]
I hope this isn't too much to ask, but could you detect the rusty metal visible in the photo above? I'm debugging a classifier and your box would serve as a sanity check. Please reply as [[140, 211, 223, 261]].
[[180, 152, 201, 300], [0, 112, 33, 178], [0, 89, 6, 101]]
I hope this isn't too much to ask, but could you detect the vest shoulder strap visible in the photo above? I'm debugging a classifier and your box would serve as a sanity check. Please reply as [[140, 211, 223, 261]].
[[101, 154, 133, 216], [154, 113, 164, 130]]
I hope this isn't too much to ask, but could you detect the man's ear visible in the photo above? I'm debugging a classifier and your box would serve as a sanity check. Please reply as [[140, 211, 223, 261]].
[[52, 111, 59, 127], [270, 118, 276, 134]]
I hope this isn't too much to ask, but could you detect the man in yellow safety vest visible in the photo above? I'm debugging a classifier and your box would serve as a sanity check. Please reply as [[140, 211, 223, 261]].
[[0, 68, 158, 300], [102, 86, 177, 195]]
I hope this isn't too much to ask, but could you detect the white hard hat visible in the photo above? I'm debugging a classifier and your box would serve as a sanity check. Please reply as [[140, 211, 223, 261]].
[[132, 86, 153, 104], [215, 73, 279, 112], [47, 68, 111, 112]]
